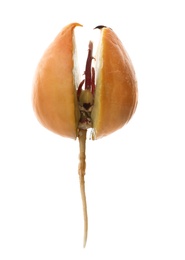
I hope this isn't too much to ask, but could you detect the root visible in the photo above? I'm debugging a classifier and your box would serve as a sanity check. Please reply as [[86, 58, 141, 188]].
[[78, 129, 88, 247]]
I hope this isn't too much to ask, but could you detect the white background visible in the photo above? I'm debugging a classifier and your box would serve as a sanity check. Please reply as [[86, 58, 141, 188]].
[[0, 0, 185, 259]]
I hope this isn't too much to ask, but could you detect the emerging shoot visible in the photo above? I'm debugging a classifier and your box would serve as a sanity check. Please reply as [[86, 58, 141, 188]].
[[77, 41, 95, 247]]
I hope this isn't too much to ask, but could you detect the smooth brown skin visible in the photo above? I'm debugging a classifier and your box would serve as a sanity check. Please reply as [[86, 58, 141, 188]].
[[32, 23, 138, 247], [33, 23, 82, 139], [91, 27, 138, 139], [33, 24, 137, 139]]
